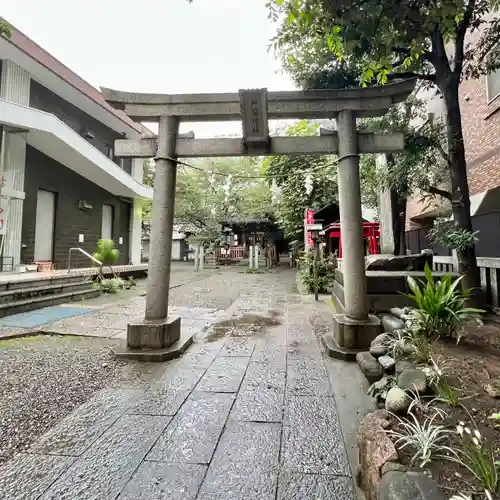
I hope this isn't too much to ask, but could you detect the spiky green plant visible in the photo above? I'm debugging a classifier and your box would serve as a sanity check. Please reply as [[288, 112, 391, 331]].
[[404, 263, 484, 342], [93, 239, 120, 274], [451, 423, 499, 497], [387, 409, 453, 468]]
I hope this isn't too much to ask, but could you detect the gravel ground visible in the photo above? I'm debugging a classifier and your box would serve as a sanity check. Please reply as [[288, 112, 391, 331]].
[[0, 335, 165, 465]]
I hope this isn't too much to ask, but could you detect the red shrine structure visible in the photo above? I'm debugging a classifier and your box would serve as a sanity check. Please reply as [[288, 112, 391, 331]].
[[323, 221, 380, 258]]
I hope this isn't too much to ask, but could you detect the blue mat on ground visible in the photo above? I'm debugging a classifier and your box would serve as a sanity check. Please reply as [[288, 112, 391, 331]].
[[0, 306, 96, 328]]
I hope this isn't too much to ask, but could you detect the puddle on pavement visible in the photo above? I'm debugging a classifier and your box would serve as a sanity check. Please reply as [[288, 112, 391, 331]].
[[204, 311, 282, 342]]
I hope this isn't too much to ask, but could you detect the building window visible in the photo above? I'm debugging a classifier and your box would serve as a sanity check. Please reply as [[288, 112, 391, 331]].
[[487, 48, 500, 101], [487, 69, 500, 102]]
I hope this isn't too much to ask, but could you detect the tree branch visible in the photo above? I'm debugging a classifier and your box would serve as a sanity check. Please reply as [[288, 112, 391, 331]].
[[386, 71, 436, 82], [431, 23, 452, 77], [433, 139, 452, 167], [454, 0, 476, 75], [427, 186, 452, 200]]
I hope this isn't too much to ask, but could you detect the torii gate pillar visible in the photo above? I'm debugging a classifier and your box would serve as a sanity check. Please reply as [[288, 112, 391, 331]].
[[126, 116, 182, 355], [325, 110, 381, 360]]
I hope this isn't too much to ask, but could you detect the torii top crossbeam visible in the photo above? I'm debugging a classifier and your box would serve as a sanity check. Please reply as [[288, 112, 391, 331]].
[[101, 79, 416, 159], [101, 79, 416, 122]]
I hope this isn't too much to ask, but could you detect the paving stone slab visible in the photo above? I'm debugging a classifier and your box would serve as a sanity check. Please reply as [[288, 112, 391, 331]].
[[151, 366, 205, 392], [130, 388, 192, 416], [197, 421, 281, 500], [241, 360, 286, 392], [118, 462, 207, 500], [168, 342, 223, 370], [287, 338, 322, 358], [220, 338, 256, 357], [197, 356, 250, 393], [130, 366, 205, 415], [282, 396, 351, 476], [30, 388, 144, 456], [251, 344, 287, 368], [41, 415, 169, 500], [146, 392, 234, 463], [230, 387, 284, 422], [81, 414, 170, 459], [0, 453, 75, 500], [277, 472, 357, 500], [286, 356, 332, 396]]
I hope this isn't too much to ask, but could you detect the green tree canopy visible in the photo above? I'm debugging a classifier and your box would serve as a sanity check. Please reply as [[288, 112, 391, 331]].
[[0, 19, 11, 39], [262, 120, 338, 239], [173, 157, 274, 247], [268, 0, 500, 289]]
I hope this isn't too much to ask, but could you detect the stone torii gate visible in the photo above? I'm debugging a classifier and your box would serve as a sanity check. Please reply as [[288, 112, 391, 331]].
[[102, 79, 415, 360]]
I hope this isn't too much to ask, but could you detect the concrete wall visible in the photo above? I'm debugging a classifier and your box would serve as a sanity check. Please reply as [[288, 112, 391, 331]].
[[29, 80, 132, 174], [142, 238, 186, 262], [21, 145, 131, 268], [0, 59, 31, 269]]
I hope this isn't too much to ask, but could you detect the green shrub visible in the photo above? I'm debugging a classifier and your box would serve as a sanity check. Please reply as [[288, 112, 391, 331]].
[[92, 239, 120, 270], [404, 263, 484, 342], [100, 277, 125, 294], [297, 249, 336, 293]]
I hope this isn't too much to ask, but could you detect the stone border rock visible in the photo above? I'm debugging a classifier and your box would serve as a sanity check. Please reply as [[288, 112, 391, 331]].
[[357, 410, 445, 500]]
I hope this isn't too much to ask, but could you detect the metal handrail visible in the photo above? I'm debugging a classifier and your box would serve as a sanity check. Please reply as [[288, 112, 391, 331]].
[[68, 247, 102, 274]]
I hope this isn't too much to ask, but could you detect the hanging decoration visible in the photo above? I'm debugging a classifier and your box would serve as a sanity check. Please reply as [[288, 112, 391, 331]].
[[223, 174, 232, 202], [304, 172, 313, 196], [271, 178, 281, 205]]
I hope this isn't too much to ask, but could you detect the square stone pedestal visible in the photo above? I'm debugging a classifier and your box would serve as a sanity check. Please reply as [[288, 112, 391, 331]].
[[322, 313, 381, 361], [113, 316, 194, 362]]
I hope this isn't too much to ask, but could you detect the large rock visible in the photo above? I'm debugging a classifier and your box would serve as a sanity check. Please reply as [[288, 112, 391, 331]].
[[357, 351, 384, 383], [378, 355, 396, 372], [385, 387, 409, 413], [372, 333, 391, 346], [395, 359, 417, 375], [370, 344, 387, 358], [378, 471, 445, 500], [366, 252, 433, 272], [357, 410, 399, 500], [398, 369, 427, 393], [381, 316, 405, 333]]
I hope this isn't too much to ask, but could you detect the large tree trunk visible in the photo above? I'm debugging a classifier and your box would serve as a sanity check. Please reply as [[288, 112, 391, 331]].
[[386, 154, 407, 256], [390, 188, 407, 256], [440, 74, 479, 291]]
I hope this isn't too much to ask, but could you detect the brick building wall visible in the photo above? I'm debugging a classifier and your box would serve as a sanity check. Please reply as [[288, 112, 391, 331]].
[[459, 75, 500, 195], [406, 74, 500, 229]]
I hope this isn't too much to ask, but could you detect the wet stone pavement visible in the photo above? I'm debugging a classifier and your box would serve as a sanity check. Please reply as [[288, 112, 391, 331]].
[[0, 270, 356, 500]]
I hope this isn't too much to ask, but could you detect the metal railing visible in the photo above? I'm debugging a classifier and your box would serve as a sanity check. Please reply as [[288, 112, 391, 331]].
[[433, 255, 500, 309], [68, 247, 102, 274]]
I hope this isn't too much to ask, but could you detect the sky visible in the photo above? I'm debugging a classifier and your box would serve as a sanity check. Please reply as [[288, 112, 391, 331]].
[[2, 0, 296, 137]]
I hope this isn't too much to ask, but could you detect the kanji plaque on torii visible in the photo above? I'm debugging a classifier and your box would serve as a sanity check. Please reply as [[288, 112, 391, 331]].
[[238, 88, 269, 154], [102, 79, 416, 361]]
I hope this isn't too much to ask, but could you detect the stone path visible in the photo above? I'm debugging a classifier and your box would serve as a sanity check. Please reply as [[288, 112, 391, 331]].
[[0, 269, 357, 500]]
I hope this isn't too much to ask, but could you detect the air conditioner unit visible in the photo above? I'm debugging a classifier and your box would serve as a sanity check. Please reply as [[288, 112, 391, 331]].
[[78, 200, 93, 211]]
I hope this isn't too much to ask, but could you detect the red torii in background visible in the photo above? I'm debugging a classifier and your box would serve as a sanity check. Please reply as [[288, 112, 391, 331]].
[[324, 221, 380, 258]]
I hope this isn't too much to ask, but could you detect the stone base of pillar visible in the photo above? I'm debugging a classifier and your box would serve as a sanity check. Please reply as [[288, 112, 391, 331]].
[[113, 316, 194, 362], [127, 315, 181, 349], [322, 313, 381, 361]]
